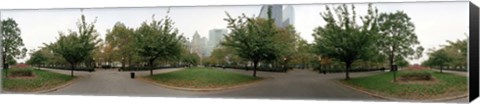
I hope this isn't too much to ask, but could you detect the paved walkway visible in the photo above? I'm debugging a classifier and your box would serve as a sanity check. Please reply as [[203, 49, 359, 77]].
[[35, 67, 467, 103], [199, 68, 385, 101], [42, 68, 207, 97], [431, 69, 468, 77]]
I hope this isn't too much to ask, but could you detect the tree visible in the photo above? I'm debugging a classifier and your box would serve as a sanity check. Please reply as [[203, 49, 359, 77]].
[[377, 11, 423, 71], [445, 38, 467, 69], [26, 49, 47, 66], [312, 4, 379, 80], [427, 48, 453, 73], [222, 6, 280, 77], [1, 18, 27, 77], [181, 51, 200, 66], [290, 39, 315, 69], [94, 42, 116, 67], [134, 13, 184, 76], [105, 22, 136, 69], [47, 14, 100, 77], [273, 25, 300, 70], [396, 57, 409, 68]]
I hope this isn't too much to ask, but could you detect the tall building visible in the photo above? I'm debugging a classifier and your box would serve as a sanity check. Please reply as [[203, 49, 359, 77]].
[[283, 5, 295, 27], [200, 37, 208, 56], [206, 28, 228, 56], [258, 5, 295, 28], [190, 31, 207, 57]]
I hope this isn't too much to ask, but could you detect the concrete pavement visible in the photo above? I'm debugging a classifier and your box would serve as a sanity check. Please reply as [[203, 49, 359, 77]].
[[29, 67, 467, 103]]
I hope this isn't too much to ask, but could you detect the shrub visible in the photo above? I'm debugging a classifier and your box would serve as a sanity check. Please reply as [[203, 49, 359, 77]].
[[398, 70, 433, 81], [40, 66, 95, 72], [101, 65, 112, 69], [119, 66, 184, 71], [9, 68, 34, 77]]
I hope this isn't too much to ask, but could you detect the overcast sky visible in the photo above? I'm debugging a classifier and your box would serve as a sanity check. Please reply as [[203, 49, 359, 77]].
[[0, 1, 469, 65]]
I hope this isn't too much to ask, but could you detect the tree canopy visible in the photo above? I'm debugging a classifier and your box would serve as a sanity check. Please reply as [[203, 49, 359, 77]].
[[46, 14, 100, 77], [377, 11, 423, 70], [1, 18, 27, 68], [222, 6, 281, 77], [312, 4, 379, 80], [134, 13, 185, 76], [423, 37, 467, 72], [104, 22, 136, 68]]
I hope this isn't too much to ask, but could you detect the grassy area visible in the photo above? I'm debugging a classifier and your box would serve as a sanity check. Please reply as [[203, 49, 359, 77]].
[[343, 70, 467, 99], [146, 67, 261, 89], [2, 67, 75, 92]]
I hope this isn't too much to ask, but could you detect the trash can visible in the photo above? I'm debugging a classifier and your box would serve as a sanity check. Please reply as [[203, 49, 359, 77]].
[[130, 72, 135, 79]]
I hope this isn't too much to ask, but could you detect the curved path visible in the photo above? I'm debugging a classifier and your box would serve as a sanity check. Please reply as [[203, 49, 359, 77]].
[[37, 68, 466, 103], [43, 68, 205, 97]]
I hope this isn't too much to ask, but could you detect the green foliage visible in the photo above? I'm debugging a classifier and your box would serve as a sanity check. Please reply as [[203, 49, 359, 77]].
[[424, 48, 453, 72], [396, 57, 410, 67], [181, 51, 200, 66], [1, 18, 27, 66], [133, 12, 185, 75], [422, 35, 467, 71], [146, 67, 259, 88], [272, 25, 300, 64], [377, 11, 423, 70], [104, 22, 137, 67], [312, 4, 379, 79], [206, 46, 244, 66], [9, 68, 34, 77], [46, 14, 100, 76], [27, 46, 68, 67], [398, 70, 433, 81], [290, 39, 316, 68], [26, 49, 47, 66], [223, 6, 280, 77]]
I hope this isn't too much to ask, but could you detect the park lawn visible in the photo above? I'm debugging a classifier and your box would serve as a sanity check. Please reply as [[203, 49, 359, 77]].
[[343, 70, 467, 99], [2, 68, 75, 92], [146, 67, 261, 89]]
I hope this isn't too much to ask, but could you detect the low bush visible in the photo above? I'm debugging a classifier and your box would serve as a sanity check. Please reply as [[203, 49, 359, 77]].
[[119, 66, 186, 71], [314, 67, 386, 73], [100, 65, 112, 69], [40, 66, 95, 72], [219, 65, 288, 72], [9, 68, 34, 77], [398, 70, 433, 81]]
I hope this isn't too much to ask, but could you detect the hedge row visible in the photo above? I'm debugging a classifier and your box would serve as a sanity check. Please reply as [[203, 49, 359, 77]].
[[40, 66, 95, 72], [314, 67, 386, 73], [432, 67, 467, 72], [208, 65, 290, 72], [118, 65, 188, 71]]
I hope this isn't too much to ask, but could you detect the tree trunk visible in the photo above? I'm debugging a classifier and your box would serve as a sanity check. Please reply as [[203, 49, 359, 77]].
[[389, 51, 394, 72], [253, 60, 258, 77], [121, 59, 125, 70], [149, 59, 154, 76], [440, 65, 443, 73], [70, 63, 75, 77], [3, 53, 7, 78], [345, 61, 352, 80]]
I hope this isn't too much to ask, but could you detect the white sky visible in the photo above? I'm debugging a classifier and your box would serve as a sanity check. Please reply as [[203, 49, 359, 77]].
[[0, 2, 469, 65]]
